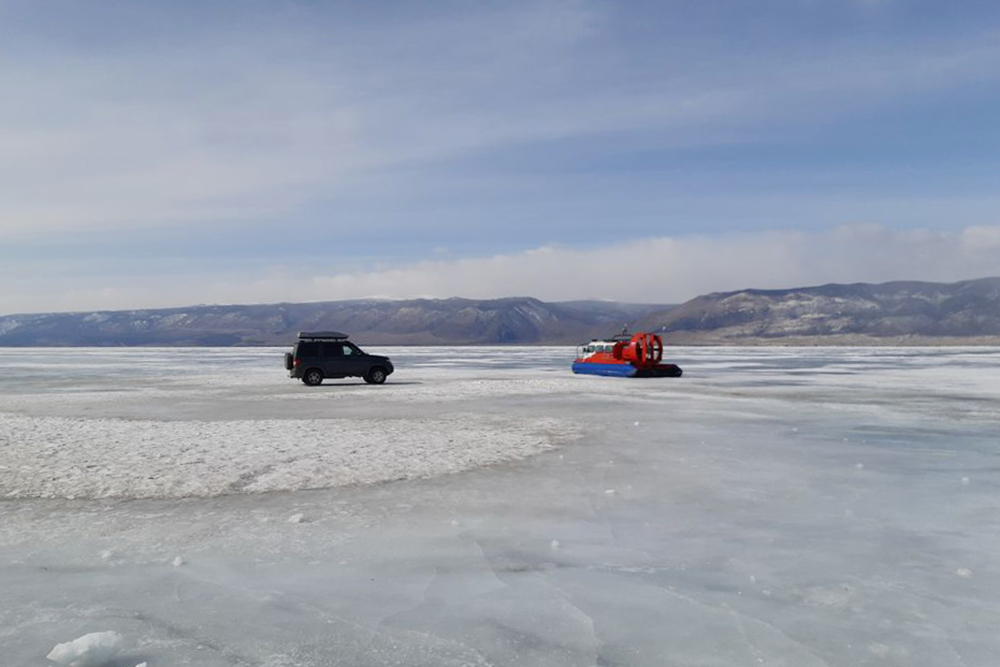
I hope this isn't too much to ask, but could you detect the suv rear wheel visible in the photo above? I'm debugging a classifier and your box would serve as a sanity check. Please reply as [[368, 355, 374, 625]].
[[302, 368, 324, 386], [364, 367, 387, 385]]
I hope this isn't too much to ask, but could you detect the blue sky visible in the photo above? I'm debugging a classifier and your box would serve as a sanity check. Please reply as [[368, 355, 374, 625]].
[[2, 0, 999, 314]]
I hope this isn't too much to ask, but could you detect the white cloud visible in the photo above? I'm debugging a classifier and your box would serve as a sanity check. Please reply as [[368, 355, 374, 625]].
[[961, 225, 1000, 252], [298, 225, 1000, 301], [5, 225, 998, 314]]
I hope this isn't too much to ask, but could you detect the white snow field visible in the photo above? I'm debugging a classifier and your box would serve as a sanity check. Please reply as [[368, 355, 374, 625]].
[[2, 346, 999, 666]]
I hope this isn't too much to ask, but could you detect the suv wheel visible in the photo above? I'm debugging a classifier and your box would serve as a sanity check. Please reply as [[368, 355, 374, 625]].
[[302, 369, 324, 386], [365, 367, 387, 385]]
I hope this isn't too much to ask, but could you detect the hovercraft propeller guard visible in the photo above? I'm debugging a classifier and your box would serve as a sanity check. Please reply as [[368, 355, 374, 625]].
[[572, 329, 682, 378]]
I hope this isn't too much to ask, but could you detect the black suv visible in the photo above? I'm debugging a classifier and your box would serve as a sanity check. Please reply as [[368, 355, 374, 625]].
[[284, 331, 394, 386]]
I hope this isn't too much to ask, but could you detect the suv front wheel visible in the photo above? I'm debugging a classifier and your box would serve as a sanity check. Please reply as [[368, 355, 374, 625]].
[[364, 367, 387, 385], [302, 368, 324, 386]]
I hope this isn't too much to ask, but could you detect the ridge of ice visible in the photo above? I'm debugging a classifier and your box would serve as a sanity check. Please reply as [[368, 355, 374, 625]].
[[46, 631, 124, 667]]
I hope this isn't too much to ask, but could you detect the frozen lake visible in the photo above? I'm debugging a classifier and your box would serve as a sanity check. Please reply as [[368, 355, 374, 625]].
[[2, 346, 999, 666]]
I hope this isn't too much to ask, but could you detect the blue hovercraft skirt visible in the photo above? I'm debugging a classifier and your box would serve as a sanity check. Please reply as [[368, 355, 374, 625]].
[[572, 361, 637, 377], [572, 362, 683, 378]]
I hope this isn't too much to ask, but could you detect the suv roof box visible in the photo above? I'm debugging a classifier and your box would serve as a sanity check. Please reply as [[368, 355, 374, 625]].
[[297, 331, 349, 340]]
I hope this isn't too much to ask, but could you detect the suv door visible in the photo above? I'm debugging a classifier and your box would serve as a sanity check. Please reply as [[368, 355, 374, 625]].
[[318, 341, 348, 377], [338, 342, 369, 377]]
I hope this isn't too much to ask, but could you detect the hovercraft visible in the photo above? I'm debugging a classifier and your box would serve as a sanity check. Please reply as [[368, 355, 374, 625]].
[[572, 329, 682, 378]]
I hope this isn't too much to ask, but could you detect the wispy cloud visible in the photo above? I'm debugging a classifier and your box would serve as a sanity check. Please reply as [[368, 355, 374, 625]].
[[3, 1, 1000, 314], [2, 1, 999, 238], [268, 224, 1000, 302], [4, 224, 997, 314]]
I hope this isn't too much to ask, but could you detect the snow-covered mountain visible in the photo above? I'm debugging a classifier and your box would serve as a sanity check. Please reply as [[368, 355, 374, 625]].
[[639, 277, 1000, 344], [0, 298, 667, 346], [3, 278, 999, 346]]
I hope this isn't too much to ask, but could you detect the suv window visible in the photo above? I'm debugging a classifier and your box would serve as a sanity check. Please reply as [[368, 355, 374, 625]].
[[296, 341, 320, 357], [319, 342, 343, 357]]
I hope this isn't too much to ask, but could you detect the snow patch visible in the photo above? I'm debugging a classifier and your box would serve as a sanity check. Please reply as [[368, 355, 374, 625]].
[[0, 414, 577, 499]]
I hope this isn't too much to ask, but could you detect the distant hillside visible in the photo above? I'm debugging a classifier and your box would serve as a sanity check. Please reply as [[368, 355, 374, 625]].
[[639, 277, 1000, 345], [5, 278, 999, 347], [0, 298, 670, 347]]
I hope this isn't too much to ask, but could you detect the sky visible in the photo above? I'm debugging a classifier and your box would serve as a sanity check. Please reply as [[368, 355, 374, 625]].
[[2, 0, 999, 314]]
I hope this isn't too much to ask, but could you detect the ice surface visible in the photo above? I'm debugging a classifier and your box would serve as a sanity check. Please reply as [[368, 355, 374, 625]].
[[3, 346, 1000, 666], [46, 631, 123, 667]]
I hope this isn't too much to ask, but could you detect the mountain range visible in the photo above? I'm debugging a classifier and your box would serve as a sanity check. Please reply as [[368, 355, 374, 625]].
[[1, 277, 998, 346], [0, 298, 663, 346], [639, 277, 1000, 345]]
